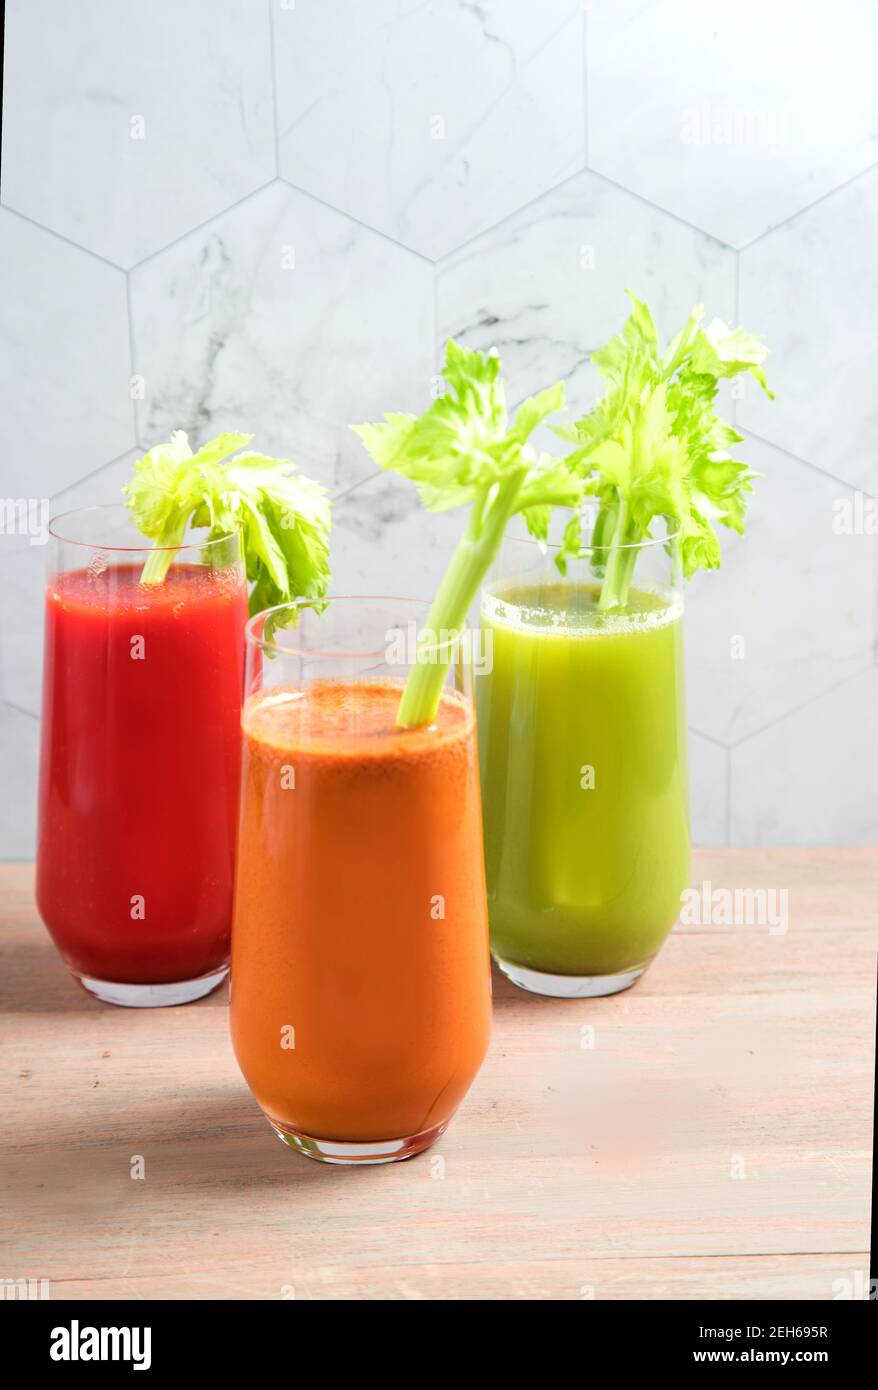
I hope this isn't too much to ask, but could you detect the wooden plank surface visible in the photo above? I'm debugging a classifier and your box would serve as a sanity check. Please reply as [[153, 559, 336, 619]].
[[1, 850, 875, 1301]]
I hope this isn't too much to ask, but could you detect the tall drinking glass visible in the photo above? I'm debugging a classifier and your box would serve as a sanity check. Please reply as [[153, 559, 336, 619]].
[[231, 598, 492, 1164], [36, 505, 247, 1006], [476, 529, 690, 998]]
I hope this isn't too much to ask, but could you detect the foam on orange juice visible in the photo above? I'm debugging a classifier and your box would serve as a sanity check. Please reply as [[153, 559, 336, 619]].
[[230, 680, 492, 1144]]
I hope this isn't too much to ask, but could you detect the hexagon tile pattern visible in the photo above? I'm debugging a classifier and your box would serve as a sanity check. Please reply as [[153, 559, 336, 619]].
[[274, 0, 585, 260], [437, 169, 736, 419], [129, 181, 435, 496], [1, 0, 878, 855], [0, 209, 133, 499], [684, 435, 875, 746], [1, 0, 276, 267], [738, 166, 878, 493], [588, 0, 878, 249]]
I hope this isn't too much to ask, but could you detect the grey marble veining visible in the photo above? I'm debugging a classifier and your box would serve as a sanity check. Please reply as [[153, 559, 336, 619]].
[[331, 471, 465, 601], [1, 0, 876, 855], [129, 181, 434, 496], [437, 168, 736, 416], [275, 0, 585, 260]]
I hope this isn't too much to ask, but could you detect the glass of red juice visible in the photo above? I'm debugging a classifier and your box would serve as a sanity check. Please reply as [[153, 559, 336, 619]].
[[36, 505, 248, 1006]]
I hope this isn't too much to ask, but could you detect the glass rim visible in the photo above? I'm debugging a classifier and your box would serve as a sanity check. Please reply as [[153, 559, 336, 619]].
[[47, 503, 241, 553], [507, 521, 682, 555], [247, 595, 471, 662]]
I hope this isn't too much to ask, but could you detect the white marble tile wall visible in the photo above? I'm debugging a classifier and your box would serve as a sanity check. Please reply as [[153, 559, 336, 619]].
[[0, 0, 875, 856]]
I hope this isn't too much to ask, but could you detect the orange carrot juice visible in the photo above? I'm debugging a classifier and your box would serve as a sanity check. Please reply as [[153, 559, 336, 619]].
[[230, 679, 492, 1163]]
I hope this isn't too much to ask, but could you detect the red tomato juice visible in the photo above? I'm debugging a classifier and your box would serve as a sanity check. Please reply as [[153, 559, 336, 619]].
[[36, 562, 248, 985]]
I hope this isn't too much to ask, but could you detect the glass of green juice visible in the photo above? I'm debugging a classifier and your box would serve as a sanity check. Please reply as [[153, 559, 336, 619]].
[[476, 526, 690, 998]]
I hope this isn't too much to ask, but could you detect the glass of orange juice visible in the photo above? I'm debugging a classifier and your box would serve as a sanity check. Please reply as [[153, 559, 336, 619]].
[[230, 597, 492, 1164]]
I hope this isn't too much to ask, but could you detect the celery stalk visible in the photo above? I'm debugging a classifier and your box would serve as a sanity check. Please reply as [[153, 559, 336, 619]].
[[353, 341, 580, 730], [396, 471, 526, 728]]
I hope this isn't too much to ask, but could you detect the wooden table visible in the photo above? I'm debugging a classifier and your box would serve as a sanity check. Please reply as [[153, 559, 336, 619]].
[[1, 850, 874, 1301]]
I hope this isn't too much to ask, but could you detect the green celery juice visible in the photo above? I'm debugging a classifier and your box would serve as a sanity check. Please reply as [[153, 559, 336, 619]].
[[476, 580, 690, 980]]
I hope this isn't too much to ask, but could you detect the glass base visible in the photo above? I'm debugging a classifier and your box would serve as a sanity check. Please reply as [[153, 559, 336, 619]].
[[268, 1118, 447, 1165], [495, 956, 647, 999], [75, 964, 229, 1008]]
